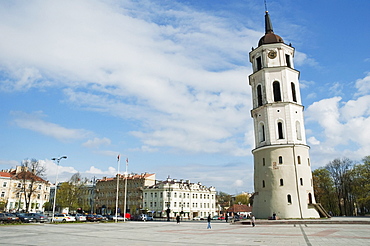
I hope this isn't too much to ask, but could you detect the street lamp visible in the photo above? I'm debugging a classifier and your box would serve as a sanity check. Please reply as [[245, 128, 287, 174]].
[[51, 156, 67, 222]]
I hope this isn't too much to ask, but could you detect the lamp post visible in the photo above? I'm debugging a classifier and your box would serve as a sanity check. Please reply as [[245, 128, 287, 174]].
[[51, 156, 67, 223]]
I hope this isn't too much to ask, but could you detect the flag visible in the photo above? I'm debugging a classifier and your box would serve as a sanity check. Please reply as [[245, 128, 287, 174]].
[[117, 154, 120, 161], [126, 158, 129, 165]]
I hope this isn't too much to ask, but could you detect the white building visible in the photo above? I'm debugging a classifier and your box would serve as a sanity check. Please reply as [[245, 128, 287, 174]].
[[248, 11, 320, 219], [143, 177, 216, 219], [0, 167, 50, 213]]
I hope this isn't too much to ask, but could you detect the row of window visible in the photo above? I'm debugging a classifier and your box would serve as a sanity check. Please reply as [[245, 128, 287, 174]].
[[260, 156, 310, 166], [145, 201, 214, 209], [261, 177, 312, 188], [144, 192, 214, 200], [258, 120, 302, 142], [256, 81, 297, 107], [1, 191, 47, 199], [255, 54, 291, 71], [1, 181, 45, 190]]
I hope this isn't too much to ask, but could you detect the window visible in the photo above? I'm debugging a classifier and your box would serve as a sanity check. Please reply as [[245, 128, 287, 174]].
[[300, 178, 303, 186], [291, 82, 297, 102], [1, 192, 5, 198], [259, 123, 265, 142], [278, 156, 283, 164], [174, 202, 176, 207], [155, 193, 157, 198], [167, 192, 171, 198], [37, 194, 41, 199], [273, 81, 282, 102], [287, 194, 292, 204], [263, 158, 266, 166], [2, 182, 7, 187], [257, 85, 263, 106], [262, 180, 265, 188], [174, 192, 177, 198], [17, 183, 21, 188], [278, 122, 284, 139], [297, 156, 301, 164], [256, 57, 262, 71], [280, 179, 284, 186], [154, 202, 157, 207], [308, 158, 311, 166], [200, 194, 202, 199], [38, 185, 42, 190], [286, 54, 291, 68], [296, 121, 302, 140]]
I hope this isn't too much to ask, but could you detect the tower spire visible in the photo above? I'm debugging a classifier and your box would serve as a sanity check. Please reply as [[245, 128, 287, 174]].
[[264, 11, 274, 34]]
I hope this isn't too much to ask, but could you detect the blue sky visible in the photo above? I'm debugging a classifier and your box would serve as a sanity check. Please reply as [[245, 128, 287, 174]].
[[0, 0, 369, 194]]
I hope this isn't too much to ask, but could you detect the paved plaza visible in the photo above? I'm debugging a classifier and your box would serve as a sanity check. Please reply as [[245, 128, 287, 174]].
[[1, 218, 370, 245]]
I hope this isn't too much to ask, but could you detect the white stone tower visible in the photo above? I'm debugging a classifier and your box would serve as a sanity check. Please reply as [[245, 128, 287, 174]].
[[249, 11, 320, 219]]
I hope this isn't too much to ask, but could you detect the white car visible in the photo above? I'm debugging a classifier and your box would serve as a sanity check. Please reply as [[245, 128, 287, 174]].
[[53, 214, 76, 222], [75, 214, 87, 222]]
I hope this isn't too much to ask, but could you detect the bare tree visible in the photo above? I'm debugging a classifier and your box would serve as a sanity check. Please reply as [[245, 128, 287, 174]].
[[15, 159, 47, 212]]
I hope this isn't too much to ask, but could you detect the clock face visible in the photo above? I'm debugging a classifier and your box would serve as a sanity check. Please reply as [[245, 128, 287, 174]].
[[268, 50, 277, 59]]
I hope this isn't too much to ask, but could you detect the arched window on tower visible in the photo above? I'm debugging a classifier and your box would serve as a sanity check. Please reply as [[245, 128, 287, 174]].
[[277, 122, 284, 139], [291, 82, 297, 102], [286, 54, 291, 68], [287, 194, 292, 204], [256, 57, 262, 71], [280, 179, 284, 186], [278, 156, 283, 164], [262, 180, 265, 188], [296, 121, 302, 140], [257, 84, 263, 106], [308, 193, 313, 204], [259, 123, 265, 142], [297, 156, 301, 164], [273, 81, 282, 102]]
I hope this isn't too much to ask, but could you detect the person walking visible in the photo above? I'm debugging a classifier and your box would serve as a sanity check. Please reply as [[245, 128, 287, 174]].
[[251, 214, 255, 227], [176, 215, 180, 224], [207, 214, 211, 229]]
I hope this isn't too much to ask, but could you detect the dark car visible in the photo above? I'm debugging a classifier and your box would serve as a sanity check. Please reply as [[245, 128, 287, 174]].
[[0, 213, 20, 223], [27, 213, 48, 223], [95, 214, 108, 222], [15, 213, 35, 223], [86, 214, 99, 222]]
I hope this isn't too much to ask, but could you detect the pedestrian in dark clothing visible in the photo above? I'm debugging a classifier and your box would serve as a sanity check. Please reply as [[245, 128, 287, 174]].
[[207, 214, 211, 229], [176, 215, 180, 224], [225, 213, 228, 223]]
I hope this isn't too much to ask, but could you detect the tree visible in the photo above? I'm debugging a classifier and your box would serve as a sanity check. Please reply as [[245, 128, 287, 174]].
[[351, 156, 370, 215], [15, 159, 46, 212], [234, 193, 250, 205], [325, 157, 354, 216], [56, 173, 89, 212], [312, 168, 339, 215], [216, 191, 232, 212]]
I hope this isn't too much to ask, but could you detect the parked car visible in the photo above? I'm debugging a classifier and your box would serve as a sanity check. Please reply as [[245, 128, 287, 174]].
[[75, 214, 87, 222], [218, 216, 225, 220], [14, 213, 35, 223], [192, 216, 201, 220], [27, 213, 48, 223], [106, 215, 125, 221], [212, 216, 220, 220], [95, 214, 108, 222], [86, 214, 99, 222], [138, 214, 153, 221], [53, 213, 76, 222], [0, 213, 20, 223]]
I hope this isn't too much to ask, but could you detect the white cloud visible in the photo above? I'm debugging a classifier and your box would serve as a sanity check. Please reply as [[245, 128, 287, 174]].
[[11, 111, 91, 141], [307, 136, 320, 145], [85, 166, 116, 175], [83, 137, 111, 148], [355, 72, 370, 95]]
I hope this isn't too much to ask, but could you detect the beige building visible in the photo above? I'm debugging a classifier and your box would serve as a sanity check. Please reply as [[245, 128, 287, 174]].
[[96, 173, 155, 215], [143, 177, 217, 219], [0, 166, 50, 213]]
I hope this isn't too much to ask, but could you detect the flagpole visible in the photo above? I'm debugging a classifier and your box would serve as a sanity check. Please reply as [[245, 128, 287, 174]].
[[115, 155, 121, 223], [123, 158, 128, 221]]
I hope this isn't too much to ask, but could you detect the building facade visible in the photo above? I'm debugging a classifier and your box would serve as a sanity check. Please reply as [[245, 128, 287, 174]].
[[143, 177, 217, 219], [96, 173, 155, 215], [248, 11, 320, 219], [0, 166, 50, 213]]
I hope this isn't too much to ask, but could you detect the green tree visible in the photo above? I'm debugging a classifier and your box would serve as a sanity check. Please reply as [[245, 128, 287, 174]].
[[312, 168, 339, 215], [351, 156, 370, 215], [56, 173, 88, 212], [234, 193, 250, 205], [216, 191, 232, 211]]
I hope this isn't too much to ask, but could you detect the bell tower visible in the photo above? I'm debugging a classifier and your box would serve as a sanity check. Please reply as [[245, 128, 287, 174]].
[[249, 11, 320, 219]]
